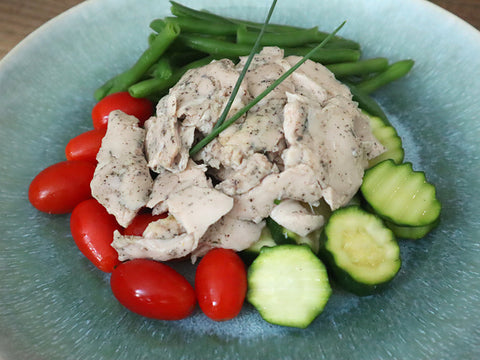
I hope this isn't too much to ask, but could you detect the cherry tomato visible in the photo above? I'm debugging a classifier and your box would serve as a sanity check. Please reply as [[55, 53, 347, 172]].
[[195, 248, 247, 321], [70, 199, 122, 273], [123, 210, 168, 236], [91, 92, 153, 129], [28, 160, 96, 214], [110, 259, 196, 320], [65, 128, 106, 162]]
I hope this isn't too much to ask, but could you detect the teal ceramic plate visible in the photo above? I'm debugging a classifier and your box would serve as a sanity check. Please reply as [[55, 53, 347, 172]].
[[1, 0, 479, 359]]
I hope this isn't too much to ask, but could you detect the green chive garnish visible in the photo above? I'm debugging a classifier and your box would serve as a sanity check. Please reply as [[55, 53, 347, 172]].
[[212, 0, 278, 131]]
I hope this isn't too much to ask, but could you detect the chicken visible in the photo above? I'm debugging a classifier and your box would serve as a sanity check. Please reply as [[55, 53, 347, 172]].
[[98, 46, 385, 262], [112, 216, 197, 261], [215, 153, 279, 196], [147, 160, 211, 214], [229, 165, 323, 223], [192, 214, 266, 261], [269, 199, 324, 237], [112, 160, 234, 262], [90, 110, 152, 227], [144, 59, 249, 173], [283, 92, 384, 209]]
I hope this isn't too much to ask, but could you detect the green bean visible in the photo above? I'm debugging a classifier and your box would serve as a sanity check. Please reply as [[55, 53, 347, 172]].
[[179, 35, 254, 57], [344, 81, 389, 124], [94, 23, 180, 100], [165, 16, 238, 35], [170, 1, 361, 51], [147, 32, 158, 46], [237, 26, 320, 47], [356, 59, 414, 94], [284, 47, 361, 64], [167, 50, 208, 67], [178, 33, 360, 64], [170, 1, 233, 24], [150, 19, 167, 33], [326, 58, 389, 77], [150, 57, 173, 79], [238, 26, 359, 50], [128, 56, 215, 98]]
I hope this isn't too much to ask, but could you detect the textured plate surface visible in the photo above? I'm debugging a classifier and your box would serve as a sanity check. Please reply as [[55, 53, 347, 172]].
[[0, 0, 479, 359]]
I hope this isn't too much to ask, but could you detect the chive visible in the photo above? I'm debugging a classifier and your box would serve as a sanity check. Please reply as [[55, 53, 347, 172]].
[[189, 21, 347, 156], [212, 0, 278, 131]]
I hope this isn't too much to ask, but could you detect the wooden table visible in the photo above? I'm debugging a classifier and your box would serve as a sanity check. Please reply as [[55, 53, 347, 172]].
[[1, 0, 479, 60]]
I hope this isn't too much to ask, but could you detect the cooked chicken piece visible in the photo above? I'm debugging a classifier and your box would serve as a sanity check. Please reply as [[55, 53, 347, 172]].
[[283, 93, 384, 209], [113, 158, 234, 261], [216, 153, 279, 196], [145, 59, 249, 173], [112, 184, 233, 262], [176, 59, 249, 135], [167, 185, 233, 237], [147, 160, 210, 214], [353, 112, 386, 159], [112, 215, 197, 261], [91, 110, 152, 227], [192, 214, 265, 261], [285, 56, 352, 102], [229, 165, 323, 223], [144, 95, 188, 173], [194, 48, 294, 171], [269, 199, 324, 237]]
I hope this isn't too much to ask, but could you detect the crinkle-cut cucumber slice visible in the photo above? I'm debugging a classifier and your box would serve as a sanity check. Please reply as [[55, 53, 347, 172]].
[[367, 114, 404, 167], [247, 245, 331, 329], [361, 160, 441, 226], [321, 206, 401, 296]]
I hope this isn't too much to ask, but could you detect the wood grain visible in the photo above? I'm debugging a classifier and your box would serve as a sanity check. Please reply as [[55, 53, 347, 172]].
[[0, 0, 479, 60]]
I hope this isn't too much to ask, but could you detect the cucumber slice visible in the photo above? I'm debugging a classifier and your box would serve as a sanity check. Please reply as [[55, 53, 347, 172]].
[[385, 218, 440, 240], [321, 206, 401, 296], [361, 160, 441, 226], [247, 245, 331, 328], [367, 115, 404, 167]]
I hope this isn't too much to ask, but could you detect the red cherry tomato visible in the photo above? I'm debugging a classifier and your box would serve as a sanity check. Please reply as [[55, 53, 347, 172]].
[[70, 199, 122, 273], [195, 248, 247, 321], [28, 160, 96, 214], [123, 210, 168, 236], [65, 128, 106, 162], [110, 259, 196, 320], [92, 92, 153, 129]]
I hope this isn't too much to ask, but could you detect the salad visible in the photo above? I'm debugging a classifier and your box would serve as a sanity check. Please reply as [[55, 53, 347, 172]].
[[28, 1, 441, 329]]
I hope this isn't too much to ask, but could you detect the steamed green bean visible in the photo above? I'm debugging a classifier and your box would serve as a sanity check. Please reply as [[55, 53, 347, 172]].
[[95, 23, 180, 100], [326, 58, 389, 77], [356, 59, 415, 94], [237, 26, 321, 47], [128, 56, 215, 98], [284, 47, 361, 64]]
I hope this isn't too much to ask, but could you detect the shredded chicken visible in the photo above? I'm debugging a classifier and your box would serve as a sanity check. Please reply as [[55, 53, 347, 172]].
[[91, 47, 385, 262]]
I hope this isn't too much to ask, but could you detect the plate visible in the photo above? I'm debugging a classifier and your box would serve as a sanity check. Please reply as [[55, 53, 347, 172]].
[[1, 0, 479, 359]]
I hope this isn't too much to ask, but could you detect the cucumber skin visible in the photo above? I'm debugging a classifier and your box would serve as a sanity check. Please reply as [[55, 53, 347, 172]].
[[385, 218, 440, 240]]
